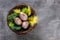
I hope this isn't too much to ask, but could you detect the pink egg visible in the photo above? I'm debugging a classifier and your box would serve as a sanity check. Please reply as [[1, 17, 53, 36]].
[[20, 12, 28, 21], [22, 21, 29, 29], [14, 17, 22, 25]]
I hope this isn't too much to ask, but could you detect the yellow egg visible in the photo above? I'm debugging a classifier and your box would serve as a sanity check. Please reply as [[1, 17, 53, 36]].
[[14, 9, 20, 13]]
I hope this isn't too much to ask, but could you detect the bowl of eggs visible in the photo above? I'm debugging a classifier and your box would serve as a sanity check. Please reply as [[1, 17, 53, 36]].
[[7, 4, 38, 35]]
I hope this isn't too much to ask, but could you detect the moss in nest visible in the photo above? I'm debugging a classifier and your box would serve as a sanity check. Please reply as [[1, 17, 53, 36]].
[[22, 6, 31, 16]]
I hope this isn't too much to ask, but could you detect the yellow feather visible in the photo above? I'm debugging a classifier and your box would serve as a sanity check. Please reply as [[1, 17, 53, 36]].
[[14, 9, 20, 13]]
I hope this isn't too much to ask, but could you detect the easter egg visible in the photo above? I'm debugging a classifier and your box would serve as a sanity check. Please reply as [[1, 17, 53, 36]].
[[20, 12, 28, 21], [22, 21, 29, 29], [14, 17, 22, 25]]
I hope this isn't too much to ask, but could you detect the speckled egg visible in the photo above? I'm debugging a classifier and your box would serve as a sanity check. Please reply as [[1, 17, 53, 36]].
[[19, 12, 28, 21], [14, 17, 22, 25], [22, 21, 29, 29]]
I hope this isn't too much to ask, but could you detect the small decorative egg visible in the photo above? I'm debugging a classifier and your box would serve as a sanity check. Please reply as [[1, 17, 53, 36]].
[[22, 21, 29, 29], [14, 17, 22, 25], [20, 12, 28, 21]]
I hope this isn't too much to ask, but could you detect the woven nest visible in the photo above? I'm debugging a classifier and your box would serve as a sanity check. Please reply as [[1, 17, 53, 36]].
[[7, 4, 37, 35]]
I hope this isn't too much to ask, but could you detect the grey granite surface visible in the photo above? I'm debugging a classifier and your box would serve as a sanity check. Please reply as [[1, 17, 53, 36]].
[[0, 0, 60, 40]]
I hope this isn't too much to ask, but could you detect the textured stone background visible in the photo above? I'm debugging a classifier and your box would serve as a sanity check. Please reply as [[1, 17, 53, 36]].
[[0, 0, 60, 40]]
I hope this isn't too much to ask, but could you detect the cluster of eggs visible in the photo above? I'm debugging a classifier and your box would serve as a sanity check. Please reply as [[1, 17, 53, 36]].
[[14, 12, 29, 29]]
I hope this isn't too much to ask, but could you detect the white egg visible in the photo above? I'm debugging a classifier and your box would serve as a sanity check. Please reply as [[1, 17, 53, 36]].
[[20, 12, 28, 21], [22, 21, 29, 29], [14, 17, 22, 25]]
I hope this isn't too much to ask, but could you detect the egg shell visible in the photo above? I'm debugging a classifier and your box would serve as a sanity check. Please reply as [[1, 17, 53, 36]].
[[19, 12, 28, 21], [22, 21, 29, 29], [14, 17, 22, 25]]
